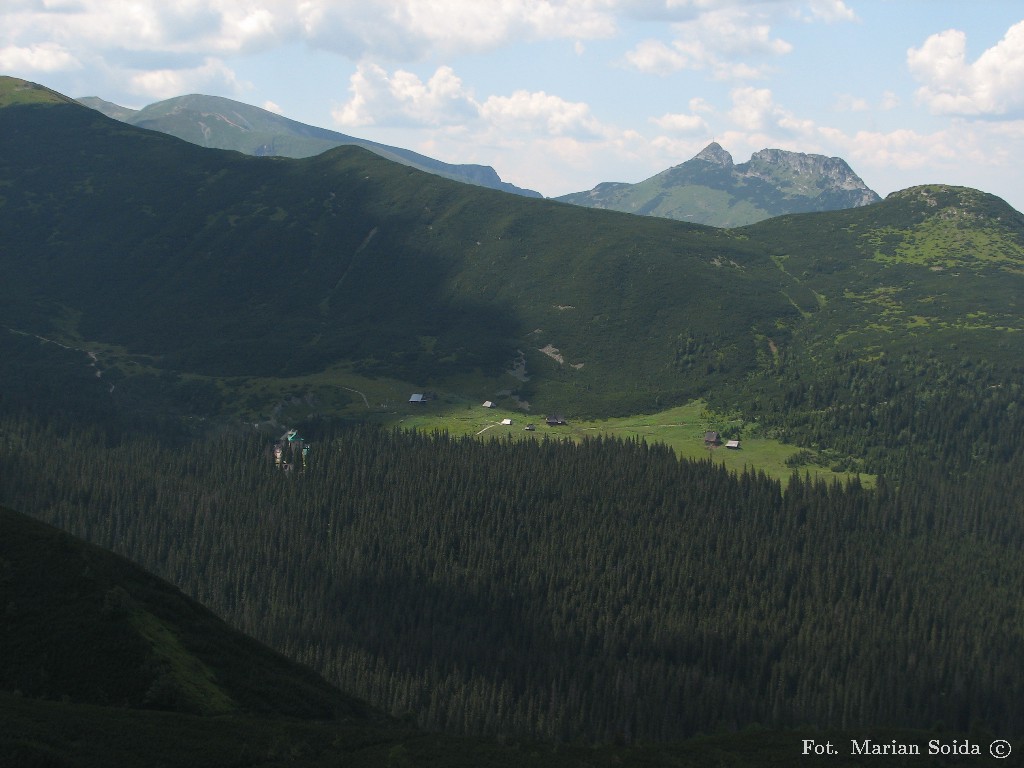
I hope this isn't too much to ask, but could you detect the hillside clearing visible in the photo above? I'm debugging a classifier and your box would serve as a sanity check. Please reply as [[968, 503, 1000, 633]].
[[392, 400, 873, 486]]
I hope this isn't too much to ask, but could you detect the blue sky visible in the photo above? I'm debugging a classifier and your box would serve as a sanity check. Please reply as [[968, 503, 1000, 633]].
[[4, 1, 1024, 211]]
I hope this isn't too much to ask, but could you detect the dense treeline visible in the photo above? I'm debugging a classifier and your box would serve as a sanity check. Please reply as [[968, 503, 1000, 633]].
[[2, 411, 1022, 743], [724, 348, 1024, 478]]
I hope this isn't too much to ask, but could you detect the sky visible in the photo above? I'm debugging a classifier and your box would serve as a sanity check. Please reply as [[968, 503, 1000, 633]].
[[3, 1, 1024, 211]]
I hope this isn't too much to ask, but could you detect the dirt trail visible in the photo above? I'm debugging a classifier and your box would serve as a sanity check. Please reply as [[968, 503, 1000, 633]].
[[341, 386, 370, 407], [7, 327, 105, 380]]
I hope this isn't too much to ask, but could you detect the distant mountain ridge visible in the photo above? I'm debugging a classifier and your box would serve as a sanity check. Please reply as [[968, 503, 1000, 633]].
[[3, 75, 1024, 424], [556, 142, 880, 227], [78, 93, 542, 198]]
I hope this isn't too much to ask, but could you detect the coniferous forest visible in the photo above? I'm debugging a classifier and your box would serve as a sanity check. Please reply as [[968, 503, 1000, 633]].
[[3, 81, 1024, 759], [3, 398, 1023, 745]]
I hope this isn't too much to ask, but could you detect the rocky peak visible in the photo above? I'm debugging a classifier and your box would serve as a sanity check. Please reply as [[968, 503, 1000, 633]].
[[744, 149, 875, 197], [557, 140, 881, 226], [693, 142, 734, 167]]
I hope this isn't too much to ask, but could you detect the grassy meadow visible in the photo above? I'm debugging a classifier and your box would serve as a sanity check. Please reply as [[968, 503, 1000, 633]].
[[212, 357, 873, 487], [386, 398, 872, 486]]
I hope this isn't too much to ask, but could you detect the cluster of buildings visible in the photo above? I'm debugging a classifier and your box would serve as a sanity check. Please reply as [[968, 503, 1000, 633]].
[[410, 392, 740, 448], [272, 429, 309, 472], [704, 431, 741, 449]]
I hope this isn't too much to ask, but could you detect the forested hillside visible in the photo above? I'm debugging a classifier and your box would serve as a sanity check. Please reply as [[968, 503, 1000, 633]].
[[0, 85, 801, 418], [3, 76, 1024, 758], [0, 506, 381, 721], [3, 410, 1022, 743], [3, 78, 1024, 436]]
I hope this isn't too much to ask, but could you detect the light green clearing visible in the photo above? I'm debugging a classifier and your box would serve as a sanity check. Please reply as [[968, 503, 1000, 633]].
[[129, 610, 236, 715], [393, 400, 873, 487], [36, 328, 870, 487], [869, 219, 1024, 271]]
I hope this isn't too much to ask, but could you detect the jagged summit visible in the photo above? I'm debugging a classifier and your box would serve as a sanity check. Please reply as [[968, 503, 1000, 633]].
[[77, 90, 541, 198], [556, 142, 881, 227], [693, 142, 734, 166], [744, 148, 877, 202]]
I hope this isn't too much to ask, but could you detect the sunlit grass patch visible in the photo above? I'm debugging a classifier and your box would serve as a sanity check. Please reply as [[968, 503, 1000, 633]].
[[383, 400, 873, 486]]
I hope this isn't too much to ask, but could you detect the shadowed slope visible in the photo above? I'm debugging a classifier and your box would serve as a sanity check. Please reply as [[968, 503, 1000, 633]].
[[0, 505, 382, 721]]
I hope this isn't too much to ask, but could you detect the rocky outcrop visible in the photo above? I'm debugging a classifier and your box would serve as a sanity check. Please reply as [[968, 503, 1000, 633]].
[[556, 142, 881, 227], [742, 148, 879, 206], [694, 142, 734, 166]]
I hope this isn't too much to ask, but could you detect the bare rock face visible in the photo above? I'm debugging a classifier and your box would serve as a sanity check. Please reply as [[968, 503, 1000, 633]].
[[693, 142, 734, 167], [742, 148, 880, 206], [557, 142, 881, 227]]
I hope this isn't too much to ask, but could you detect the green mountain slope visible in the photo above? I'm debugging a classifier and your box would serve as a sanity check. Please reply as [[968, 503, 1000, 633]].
[[3, 76, 1024, 434], [4, 501, 985, 767], [77, 91, 542, 197], [5, 415, 1024, 746], [557, 142, 880, 227], [0, 505, 381, 721], [0, 78, 76, 108], [0, 78, 803, 418], [3, 76, 1024, 764], [741, 184, 1024, 360]]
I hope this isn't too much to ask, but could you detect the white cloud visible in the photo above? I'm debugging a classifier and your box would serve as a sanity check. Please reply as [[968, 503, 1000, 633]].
[[908, 21, 1024, 116], [1, 1, 279, 69], [725, 86, 821, 142], [332, 59, 617, 148], [880, 90, 900, 111], [685, 8, 794, 57], [832, 90, 901, 113], [758, 115, 1024, 208], [689, 96, 715, 114], [332, 62, 478, 128], [3, 1, 625, 106], [296, 0, 617, 60], [0, 42, 79, 72], [650, 111, 709, 133], [728, 86, 775, 130], [833, 93, 869, 112], [126, 57, 243, 100], [480, 89, 605, 138], [622, 6, 793, 78], [838, 127, 959, 170], [218, 6, 280, 52], [623, 39, 692, 75], [802, 0, 856, 23], [479, 126, 654, 196]]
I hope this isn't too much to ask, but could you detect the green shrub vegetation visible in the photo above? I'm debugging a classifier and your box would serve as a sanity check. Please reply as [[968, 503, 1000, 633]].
[[4, 78, 1024, 442], [2, 77, 1024, 764]]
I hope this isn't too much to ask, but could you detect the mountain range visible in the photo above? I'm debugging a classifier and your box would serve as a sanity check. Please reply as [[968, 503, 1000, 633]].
[[76, 91, 882, 227], [3, 75, 1024, 761], [2, 75, 1023, 427], [78, 92, 542, 198], [556, 141, 881, 227]]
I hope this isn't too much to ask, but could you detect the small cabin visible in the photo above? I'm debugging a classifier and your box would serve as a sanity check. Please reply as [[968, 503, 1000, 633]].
[[725, 439, 741, 450], [501, 418, 513, 426], [482, 400, 495, 408], [524, 424, 536, 431], [546, 414, 567, 426], [704, 431, 720, 445], [272, 429, 309, 472], [409, 393, 428, 404]]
